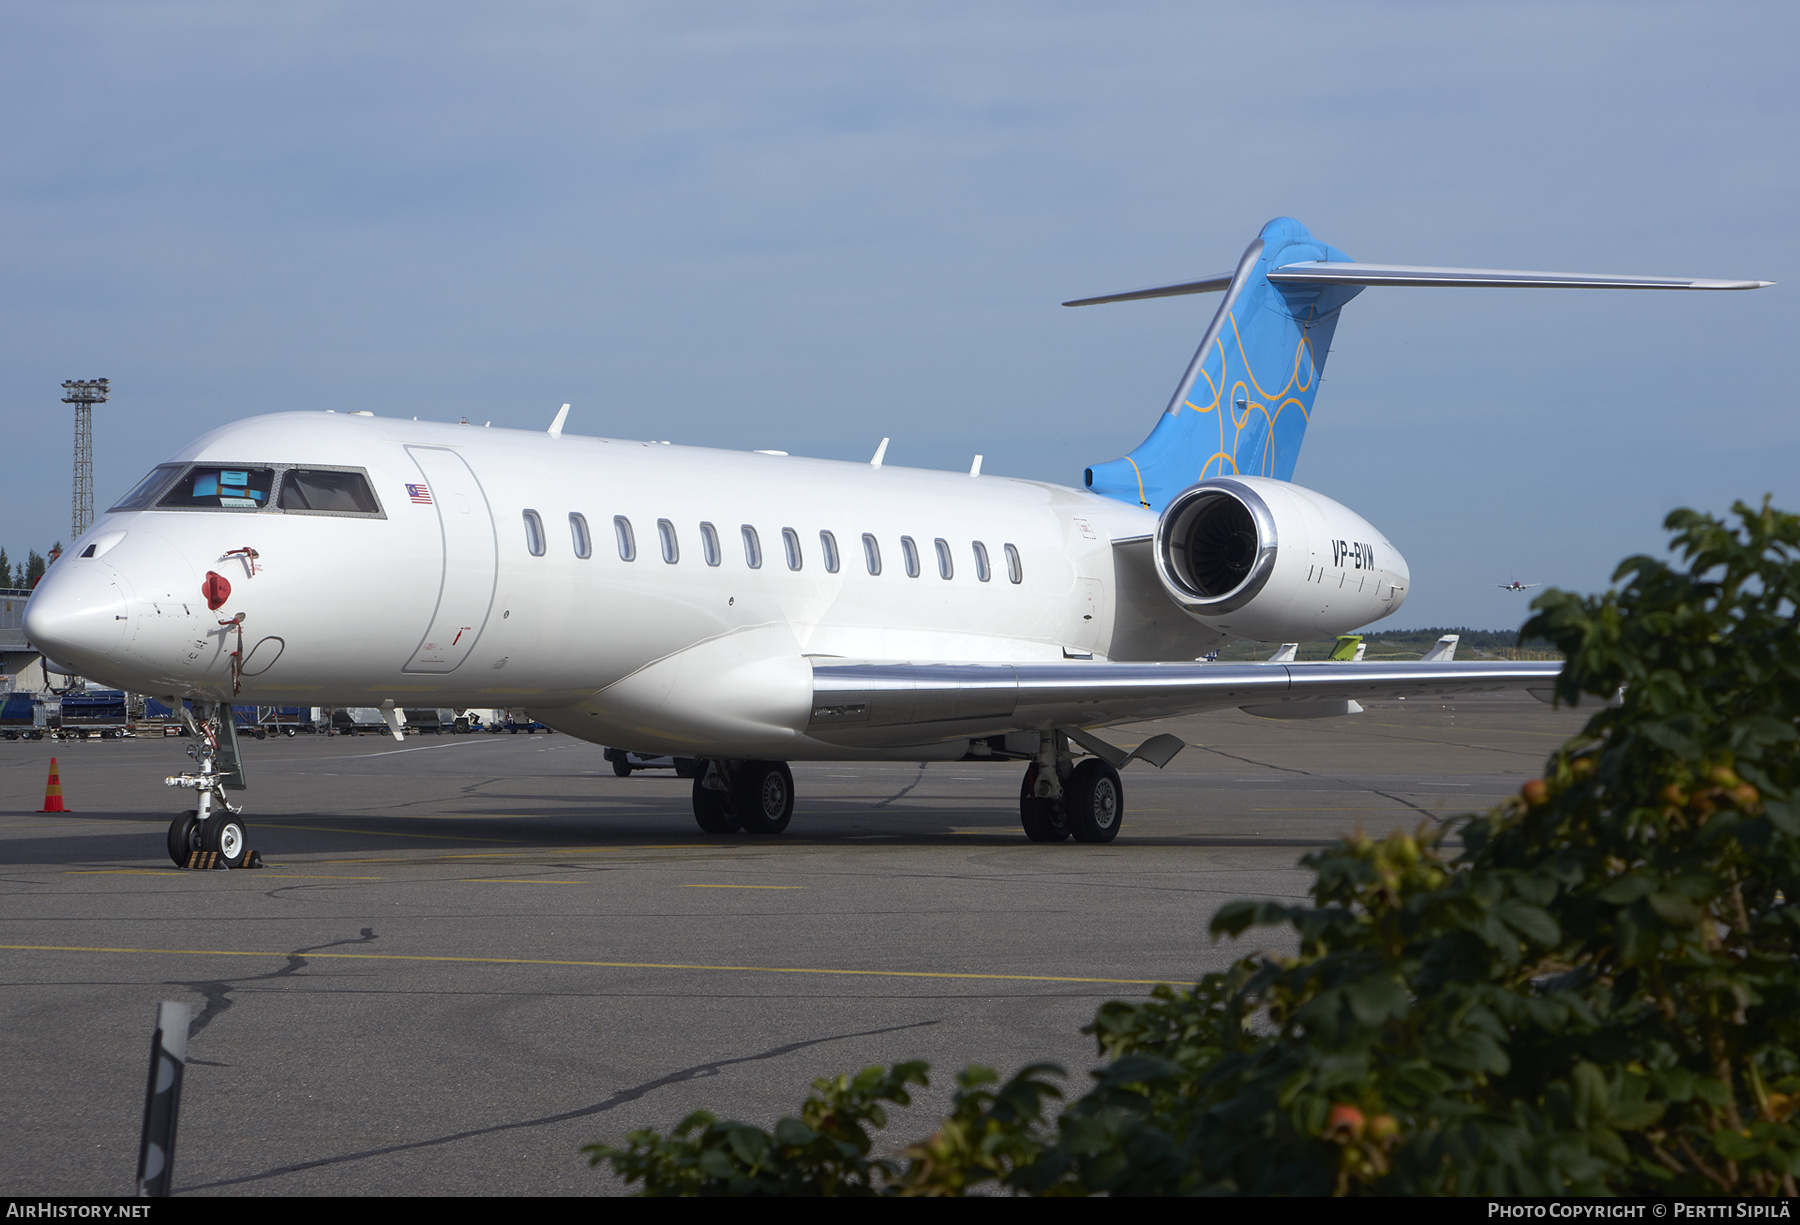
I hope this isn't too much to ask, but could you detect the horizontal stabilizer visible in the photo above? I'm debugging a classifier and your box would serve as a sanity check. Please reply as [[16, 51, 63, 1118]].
[[1062, 272, 1234, 307], [1065, 262, 1771, 308], [1267, 262, 1772, 291]]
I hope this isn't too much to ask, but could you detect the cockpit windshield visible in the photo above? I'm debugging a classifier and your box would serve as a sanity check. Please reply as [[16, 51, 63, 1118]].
[[278, 468, 382, 514], [107, 462, 383, 517], [157, 466, 277, 510], [108, 463, 186, 512]]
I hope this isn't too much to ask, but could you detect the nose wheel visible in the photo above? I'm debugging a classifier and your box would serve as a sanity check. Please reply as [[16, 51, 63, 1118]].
[[167, 810, 202, 866], [203, 812, 250, 866], [163, 701, 252, 867]]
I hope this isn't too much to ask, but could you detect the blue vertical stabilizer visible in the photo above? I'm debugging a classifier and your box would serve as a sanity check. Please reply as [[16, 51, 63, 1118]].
[[1082, 218, 1361, 510], [1074, 218, 1769, 512]]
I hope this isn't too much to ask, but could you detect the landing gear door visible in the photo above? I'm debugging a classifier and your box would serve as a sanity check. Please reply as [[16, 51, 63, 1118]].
[[402, 446, 498, 674]]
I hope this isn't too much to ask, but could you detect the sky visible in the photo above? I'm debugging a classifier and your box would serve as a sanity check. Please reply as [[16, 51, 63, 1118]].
[[2, 1, 1793, 629]]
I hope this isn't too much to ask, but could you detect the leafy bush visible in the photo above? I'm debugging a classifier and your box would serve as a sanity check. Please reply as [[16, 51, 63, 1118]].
[[588, 500, 1800, 1195]]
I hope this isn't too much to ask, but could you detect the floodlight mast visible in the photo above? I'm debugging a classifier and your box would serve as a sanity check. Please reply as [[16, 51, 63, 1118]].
[[62, 378, 110, 541]]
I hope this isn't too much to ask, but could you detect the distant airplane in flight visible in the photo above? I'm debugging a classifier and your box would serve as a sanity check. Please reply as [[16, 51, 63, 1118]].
[[1497, 581, 1541, 592], [23, 217, 1768, 864]]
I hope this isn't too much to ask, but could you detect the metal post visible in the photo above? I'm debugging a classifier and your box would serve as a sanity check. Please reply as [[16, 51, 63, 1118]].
[[61, 378, 109, 542], [135, 1000, 190, 1197]]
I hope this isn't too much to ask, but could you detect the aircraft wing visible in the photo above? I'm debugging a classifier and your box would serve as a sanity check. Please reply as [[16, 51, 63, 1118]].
[[806, 659, 1562, 746]]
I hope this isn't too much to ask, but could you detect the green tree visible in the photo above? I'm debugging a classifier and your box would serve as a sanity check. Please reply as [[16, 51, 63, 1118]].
[[0, 547, 12, 588], [590, 499, 1800, 1196], [24, 550, 45, 588]]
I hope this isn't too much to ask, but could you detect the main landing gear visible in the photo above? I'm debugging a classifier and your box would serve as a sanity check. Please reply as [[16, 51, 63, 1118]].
[[1019, 732, 1123, 844], [163, 702, 252, 868], [691, 760, 795, 835]]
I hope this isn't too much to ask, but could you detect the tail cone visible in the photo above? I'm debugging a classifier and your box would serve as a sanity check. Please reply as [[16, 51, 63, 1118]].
[[40, 758, 68, 813]]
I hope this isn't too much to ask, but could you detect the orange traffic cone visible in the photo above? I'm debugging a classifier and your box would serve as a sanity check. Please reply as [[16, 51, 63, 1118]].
[[39, 758, 69, 813]]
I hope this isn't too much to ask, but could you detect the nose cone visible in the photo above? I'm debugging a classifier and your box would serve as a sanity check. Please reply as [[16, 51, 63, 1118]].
[[24, 564, 131, 671]]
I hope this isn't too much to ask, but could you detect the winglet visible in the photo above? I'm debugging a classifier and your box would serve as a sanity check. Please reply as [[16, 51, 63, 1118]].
[[548, 403, 570, 438], [870, 437, 890, 469]]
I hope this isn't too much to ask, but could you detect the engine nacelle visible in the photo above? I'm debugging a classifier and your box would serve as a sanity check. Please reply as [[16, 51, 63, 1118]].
[[1152, 477, 1409, 642]]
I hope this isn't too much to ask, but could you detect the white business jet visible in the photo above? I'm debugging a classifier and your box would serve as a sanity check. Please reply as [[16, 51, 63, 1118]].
[[23, 218, 1768, 866]]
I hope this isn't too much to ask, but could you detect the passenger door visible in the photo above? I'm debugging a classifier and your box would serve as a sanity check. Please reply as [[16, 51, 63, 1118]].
[[402, 446, 498, 674]]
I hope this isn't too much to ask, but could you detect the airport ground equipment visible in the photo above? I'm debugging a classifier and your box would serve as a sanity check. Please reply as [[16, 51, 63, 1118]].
[[60, 687, 137, 738], [0, 693, 45, 740]]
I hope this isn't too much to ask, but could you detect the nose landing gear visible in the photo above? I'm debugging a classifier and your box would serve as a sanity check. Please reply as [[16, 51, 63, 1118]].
[[164, 702, 252, 868]]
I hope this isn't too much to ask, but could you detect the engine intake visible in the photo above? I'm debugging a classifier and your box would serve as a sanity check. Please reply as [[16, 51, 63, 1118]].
[[1145, 476, 1410, 641], [1153, 479, 1279, 616]]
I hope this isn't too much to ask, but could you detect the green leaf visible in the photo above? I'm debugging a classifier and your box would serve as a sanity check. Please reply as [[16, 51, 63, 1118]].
[[1646, 891, 1702, 926], [725, 1125, 769, 1168], [1712, 1128, 1761, 1162], [1599, 875, 1655, 904], [1495, 898, 1560, 945]]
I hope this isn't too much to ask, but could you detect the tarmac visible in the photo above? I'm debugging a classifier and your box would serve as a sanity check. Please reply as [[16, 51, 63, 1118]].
[[0, 692, 1586, 1196]]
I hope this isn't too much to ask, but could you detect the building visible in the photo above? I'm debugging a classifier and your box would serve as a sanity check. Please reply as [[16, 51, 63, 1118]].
[[0, 589, 49, 693]]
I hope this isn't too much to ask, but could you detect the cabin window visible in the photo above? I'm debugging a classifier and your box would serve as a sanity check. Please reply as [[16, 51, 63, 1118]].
[[110, 463, 185, 512], [900, 536, 920, 578], [569, 513, 592, 559], [1004, 543, 1022, 584], [972, 541, 991, 582], [523, 510, 546, 557], [278, 468, 382, 515], [742, 525, 762, 569], [862, 533, 881, 576], [614, 515, 637, 561], [820, 531, 840, 574], [658, 518, 679, 564], [934, 538, 953, 580], [156, 465, 277, 510], [782, 528, 802, 571], [700, 522, 721, 567]]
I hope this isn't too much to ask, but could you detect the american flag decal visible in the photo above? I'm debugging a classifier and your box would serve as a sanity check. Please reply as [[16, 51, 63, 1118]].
[[407, 483, 432, 504]]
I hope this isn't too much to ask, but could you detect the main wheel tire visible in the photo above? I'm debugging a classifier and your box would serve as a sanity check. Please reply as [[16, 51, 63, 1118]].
[[734, 761, 794, 835], [692, 773, 741, 833], [1067, 758, 1124, 844], [202, 812, 250, 868], [1018, 763, 1070, 843], [674, 757, 703, 779], [613, 759, 634, 777], [167, 811, 202, 867]]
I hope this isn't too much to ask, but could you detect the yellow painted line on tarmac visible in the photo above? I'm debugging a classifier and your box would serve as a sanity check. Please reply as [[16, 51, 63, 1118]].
[[258, 823, 520, 844], [1249, 806, 1426, 812], [459, 878, 586, 885], [0, 944, 1164, 986], [304, 845, 705, 865], [65, 869, 173, 876], [681, 884, 802, 890], [63, 869, 384, 880]]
